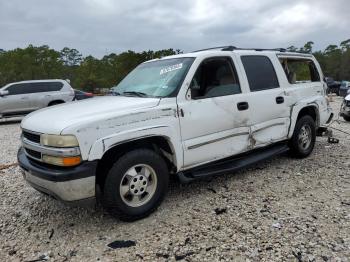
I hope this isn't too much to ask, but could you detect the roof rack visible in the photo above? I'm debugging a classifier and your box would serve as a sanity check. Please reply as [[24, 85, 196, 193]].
[[193, 46, 237, 52], [193, 46, 287, 53]]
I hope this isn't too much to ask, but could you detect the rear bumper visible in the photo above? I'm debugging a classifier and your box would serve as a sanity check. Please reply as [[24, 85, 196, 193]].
[[18, 147, 97, 205]]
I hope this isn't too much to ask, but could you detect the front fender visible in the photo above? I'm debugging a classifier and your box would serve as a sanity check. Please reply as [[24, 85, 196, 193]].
[[87, 125, 183, 170]]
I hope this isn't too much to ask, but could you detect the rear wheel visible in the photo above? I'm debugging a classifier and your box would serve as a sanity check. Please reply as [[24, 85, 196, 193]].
[[289, 115, 316, 158], [102, 149, 169, 221]]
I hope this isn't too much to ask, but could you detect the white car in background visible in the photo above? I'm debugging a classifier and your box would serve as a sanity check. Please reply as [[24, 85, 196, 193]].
[[0, 79, 75, 119], [340, 94, 350, 121]]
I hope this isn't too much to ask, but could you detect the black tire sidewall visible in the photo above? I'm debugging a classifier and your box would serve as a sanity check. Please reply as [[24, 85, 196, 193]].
[[290, 115, 316, 158], [103, 149, 169, 220], [343, 115, 350, 122]]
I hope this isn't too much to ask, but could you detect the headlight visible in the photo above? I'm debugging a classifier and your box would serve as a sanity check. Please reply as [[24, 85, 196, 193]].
[[40, 134, 79, 147], [42, 155, 81, 167]]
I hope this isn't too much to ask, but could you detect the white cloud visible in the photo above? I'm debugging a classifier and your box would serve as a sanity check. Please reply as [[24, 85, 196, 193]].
[[0, 0, 349, 57]]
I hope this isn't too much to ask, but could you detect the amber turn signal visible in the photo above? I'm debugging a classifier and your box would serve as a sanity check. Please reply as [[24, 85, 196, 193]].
[[42, 155, 82, 167]]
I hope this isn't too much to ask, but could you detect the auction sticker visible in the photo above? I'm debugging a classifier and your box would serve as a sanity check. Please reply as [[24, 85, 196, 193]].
[[160, 63, 183, 75]]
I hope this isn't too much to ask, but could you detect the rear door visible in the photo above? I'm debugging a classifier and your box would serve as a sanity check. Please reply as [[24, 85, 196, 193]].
[[177, 56, 251, 168], [237, 55, 291, 148], [29, 82, 64, 109]]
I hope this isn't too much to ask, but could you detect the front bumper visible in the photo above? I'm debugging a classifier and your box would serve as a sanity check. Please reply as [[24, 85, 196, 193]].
[[18, 147, 97, 205]]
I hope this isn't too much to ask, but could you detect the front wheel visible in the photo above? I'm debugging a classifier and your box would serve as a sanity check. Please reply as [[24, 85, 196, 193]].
[[102, 149, 169, 221], [289, 115, 316, 158]]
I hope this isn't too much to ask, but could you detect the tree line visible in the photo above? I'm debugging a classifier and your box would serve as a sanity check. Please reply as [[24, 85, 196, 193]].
[[0, 46, 181, 92], [0, 40, 349, 92]]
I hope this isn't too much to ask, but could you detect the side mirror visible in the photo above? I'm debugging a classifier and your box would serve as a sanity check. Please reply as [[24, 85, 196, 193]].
[[0, 90, 9, 97]]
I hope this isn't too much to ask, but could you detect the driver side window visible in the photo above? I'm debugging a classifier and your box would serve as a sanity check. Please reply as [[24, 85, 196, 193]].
[[190, 57, 241, 99], [6, 83, 29, 95]]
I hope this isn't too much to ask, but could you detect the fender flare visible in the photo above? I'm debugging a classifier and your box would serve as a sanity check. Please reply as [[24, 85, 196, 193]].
[[288, 102, 320, 138], [87, 125, 183, 170]]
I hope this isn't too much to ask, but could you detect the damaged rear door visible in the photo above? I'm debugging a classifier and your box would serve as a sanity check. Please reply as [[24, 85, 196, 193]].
[[238, 54, 291, 148]]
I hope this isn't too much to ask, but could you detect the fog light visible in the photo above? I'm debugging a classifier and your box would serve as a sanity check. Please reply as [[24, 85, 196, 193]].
[[42, 155, 81, 167]]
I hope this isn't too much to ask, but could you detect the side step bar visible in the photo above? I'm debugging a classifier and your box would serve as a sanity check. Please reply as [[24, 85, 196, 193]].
[[177, 143, 289, 183]]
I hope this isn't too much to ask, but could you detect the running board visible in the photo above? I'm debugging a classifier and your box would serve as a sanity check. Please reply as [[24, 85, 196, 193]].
[[177, 143, 289, 183]]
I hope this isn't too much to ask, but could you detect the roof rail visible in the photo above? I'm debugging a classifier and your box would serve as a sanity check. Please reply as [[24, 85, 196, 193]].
[[193, 46, 237, 52], [193, 46, 288, 53]]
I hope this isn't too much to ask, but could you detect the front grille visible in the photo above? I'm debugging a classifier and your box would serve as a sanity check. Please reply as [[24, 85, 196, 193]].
[[25, 148, 42, 160], [23, 130, 41, 144]]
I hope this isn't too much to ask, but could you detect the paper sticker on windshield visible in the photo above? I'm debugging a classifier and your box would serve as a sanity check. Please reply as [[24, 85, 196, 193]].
[[160, 63, 183, 75]]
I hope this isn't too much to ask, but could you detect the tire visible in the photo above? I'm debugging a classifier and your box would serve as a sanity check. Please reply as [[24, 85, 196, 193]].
[[102, 149, 169, 221], [48, 101, 64, 106], [343, 115, 350, 122], [289, 115, 316, 158]]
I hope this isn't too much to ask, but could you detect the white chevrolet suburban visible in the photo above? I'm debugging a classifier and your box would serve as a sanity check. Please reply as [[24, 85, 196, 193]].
[[18, 47, 334, 221], [0, 79, 74, 119]]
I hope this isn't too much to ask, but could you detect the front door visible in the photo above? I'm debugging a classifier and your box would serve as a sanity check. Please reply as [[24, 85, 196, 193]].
[[0, 83, 32, 117], [177, 56, 251, 168]]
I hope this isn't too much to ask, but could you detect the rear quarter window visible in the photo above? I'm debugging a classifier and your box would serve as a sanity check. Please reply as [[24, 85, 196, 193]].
[[241, 56, 279, 92], [279, 58, 320, 84]]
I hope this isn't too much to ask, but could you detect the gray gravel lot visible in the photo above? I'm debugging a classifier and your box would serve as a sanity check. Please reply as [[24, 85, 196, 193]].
[[0, 98, 349, 262]]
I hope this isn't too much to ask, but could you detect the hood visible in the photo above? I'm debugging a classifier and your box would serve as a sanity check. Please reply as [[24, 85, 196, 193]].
[[345, 94, 350, 101], [21, 96, 161, 134]]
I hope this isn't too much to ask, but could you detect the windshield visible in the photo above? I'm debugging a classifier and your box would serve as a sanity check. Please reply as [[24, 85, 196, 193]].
[[112, 57, 194, 97]]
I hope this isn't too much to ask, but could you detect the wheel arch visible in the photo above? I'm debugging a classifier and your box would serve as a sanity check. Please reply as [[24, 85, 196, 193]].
[[95, 135, 178, 192], [48, 100, 65, 106], [288, 104, 320, 138]]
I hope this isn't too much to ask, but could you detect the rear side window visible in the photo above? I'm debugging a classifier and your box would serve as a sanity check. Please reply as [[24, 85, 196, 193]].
[[31, 82, 64, 92], [241, 56, 279, 92], [279, 58, 320, 84]]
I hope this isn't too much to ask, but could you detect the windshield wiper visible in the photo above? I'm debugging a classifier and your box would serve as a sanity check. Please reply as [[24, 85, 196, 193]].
[[122, 91, 149, 97]]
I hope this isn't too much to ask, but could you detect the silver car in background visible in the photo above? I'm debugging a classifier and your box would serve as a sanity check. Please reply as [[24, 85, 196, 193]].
[[0, 79, 74, 119]]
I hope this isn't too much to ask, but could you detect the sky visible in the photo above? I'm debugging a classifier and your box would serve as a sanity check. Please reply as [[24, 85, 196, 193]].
[[0, 0, 349, 57]]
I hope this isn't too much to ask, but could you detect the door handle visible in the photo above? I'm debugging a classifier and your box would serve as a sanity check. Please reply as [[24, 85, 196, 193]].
[[237, 102, 249, 111], [276, 96, 284, 104]]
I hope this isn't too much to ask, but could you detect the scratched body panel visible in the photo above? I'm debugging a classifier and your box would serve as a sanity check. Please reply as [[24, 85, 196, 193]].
[[61, 98, 183, 169]]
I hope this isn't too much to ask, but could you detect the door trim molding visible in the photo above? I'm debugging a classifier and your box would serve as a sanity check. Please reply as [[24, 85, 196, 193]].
[[187, 131, 249, 150]]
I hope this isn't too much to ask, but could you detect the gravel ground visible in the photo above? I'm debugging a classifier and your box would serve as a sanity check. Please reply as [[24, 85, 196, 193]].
[[0, 98, 349, 262]]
